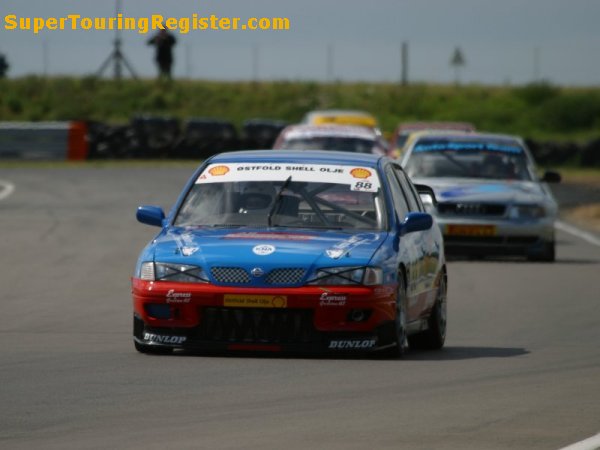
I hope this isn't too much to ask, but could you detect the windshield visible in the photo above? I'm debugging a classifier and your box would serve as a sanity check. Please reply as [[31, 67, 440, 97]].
[[395, 134, 409, 148], [174, 163, 386, 231], [405, 139, 533, 181], [280, 137, 377, 154]]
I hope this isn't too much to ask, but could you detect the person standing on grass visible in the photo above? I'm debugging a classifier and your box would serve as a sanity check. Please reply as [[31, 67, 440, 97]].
[[147, 29, 177, 80], [0, 53, 9, 78]]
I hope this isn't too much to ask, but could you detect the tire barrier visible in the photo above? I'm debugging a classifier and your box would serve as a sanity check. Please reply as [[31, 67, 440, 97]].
[[241, 119, 288, 151], [172, 118, 240, 159], [0, 121, 88, 160], [525, 138, 600, 167], [1, 119, 597, 165], [86, 117, 288, 160]]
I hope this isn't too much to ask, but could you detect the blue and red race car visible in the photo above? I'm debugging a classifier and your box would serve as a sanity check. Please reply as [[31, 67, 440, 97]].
[[132, 150, 447, 356]]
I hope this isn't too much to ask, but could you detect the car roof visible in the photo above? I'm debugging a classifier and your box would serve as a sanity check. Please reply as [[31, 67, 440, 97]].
[[280, 124, 377, 140], [410, 131, 523, 144], [209, 149, 385, 167], [304, 109, 375, 118], [302, 110, 379, 127], [396, 121, 476, 133]]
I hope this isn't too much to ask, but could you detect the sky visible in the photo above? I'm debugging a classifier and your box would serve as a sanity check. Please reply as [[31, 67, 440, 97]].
[[1, 0, 600, 86]]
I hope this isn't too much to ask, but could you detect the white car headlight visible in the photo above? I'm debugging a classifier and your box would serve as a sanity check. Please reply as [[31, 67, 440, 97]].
[[508, 205, 546, 219], [140, 262, 208, 283], [419, 193, 436, 214], [309, 266, 383, 286]]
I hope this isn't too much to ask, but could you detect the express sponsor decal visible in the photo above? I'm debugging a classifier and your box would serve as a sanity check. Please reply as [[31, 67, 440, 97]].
[[166, 289, 192, 304], [143, 333, 187, 344], [328, 339, 376, 349], [319, 292, 347, 306]]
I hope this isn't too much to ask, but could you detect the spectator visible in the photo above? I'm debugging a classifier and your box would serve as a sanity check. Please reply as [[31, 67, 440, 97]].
[[147, 29, 176, 80], [0, 53, 9, 78]]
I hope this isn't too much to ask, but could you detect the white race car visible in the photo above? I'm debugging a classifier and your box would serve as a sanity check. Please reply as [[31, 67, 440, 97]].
[[401, 132, 561, 261], [273, 124, 388, 155]]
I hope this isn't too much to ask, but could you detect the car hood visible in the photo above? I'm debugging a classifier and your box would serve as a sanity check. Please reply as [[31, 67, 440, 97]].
[[151, 227, 387, 283], [412, 177, 549, 204]]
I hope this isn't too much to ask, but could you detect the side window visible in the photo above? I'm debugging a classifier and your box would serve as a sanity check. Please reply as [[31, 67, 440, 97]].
[[408, 181, 426, 212], [385, 167, 409, 221], [393, 166, 422, 212]]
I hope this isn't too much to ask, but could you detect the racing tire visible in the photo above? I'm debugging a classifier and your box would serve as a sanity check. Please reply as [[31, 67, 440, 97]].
[[527, 241, 555, 262], [408, 273, 447, 350], [380, 271, 408, 358], [134, 340, 173, 355]]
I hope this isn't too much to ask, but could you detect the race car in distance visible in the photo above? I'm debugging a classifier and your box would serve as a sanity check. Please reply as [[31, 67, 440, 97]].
[[390, 121, 476, 158], [272, 124, 388, 155], [301, 109, 379, 129], [132, 150, 447, 356], [401, 132, 561, 261]]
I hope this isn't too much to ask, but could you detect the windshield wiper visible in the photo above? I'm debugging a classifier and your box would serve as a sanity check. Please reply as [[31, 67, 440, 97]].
[[272, 224, 344, 230], [209, 224, 246, 228], [437, 150, 472, 176], [267, 176, 292, 227]]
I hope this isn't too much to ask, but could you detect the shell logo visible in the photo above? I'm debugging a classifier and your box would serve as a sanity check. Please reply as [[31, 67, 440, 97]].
[[272, 296, 287, 308], [208, 165, 230, 176], [350, 168, 372, 179]]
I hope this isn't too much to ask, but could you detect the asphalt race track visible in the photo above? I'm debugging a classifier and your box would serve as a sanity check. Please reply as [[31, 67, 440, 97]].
[[1, 166, 599, 450]]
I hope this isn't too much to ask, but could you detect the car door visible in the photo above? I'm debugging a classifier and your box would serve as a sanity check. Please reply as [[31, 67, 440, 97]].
[[384, 165, 421, 322], [392, 165, 438, 317]]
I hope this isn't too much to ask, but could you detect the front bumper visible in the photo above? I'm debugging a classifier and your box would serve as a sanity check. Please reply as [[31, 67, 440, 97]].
[[435, 216, 555, 256], [132, 279, 398, 353]]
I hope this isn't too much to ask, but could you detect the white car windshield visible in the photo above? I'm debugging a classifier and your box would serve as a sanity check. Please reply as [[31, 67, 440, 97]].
[[280, 137, 377, 154], [405, 139, 533, 181], [174, 163, 386, 231]]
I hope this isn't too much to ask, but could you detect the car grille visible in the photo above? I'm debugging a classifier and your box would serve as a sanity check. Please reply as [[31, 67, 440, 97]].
[[210, 267, 250, 284], [438, 202, 506, 217], [210, 267, 306, 286], [197, 307, 317, 344], [265, 268, 306, 285], [444, 235, 539, 245]]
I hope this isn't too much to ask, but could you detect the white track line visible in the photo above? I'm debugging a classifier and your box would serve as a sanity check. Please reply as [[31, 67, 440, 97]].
[[0, 180, 15, 201], [558, 432, 600, 450], [555, 220, 600, 247]]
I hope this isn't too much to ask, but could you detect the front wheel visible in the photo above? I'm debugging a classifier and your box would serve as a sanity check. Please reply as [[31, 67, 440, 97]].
[[408, 273, 447, 350], [134, 340, 173, 355], [527, 241, 555, 262], [380, 271, 408, 358]]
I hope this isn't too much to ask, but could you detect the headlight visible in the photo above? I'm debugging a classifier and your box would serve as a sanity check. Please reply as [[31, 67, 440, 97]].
[[308, 266, 383, 286], [508, 205, 546, 219], [140, 262, 208, 283], [419, 193, 436, 214]]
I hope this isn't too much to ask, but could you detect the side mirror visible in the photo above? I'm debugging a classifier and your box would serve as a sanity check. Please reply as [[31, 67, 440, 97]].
[[399, 212, 433, 235], [413, 183, 438, 207], [541, 171, 561, 183], [137, 205, 165, 227]]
